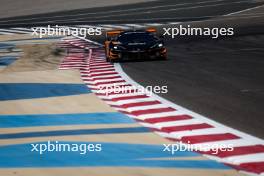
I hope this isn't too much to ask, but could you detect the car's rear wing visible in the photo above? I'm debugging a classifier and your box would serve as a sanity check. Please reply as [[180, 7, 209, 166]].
[[146, 28, 157, 33], [105, 30, 124, 40], [105, 28, 157, 41]]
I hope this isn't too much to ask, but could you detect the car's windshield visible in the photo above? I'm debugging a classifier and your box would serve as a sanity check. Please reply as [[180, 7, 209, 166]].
[[118, 32, 156, 43]]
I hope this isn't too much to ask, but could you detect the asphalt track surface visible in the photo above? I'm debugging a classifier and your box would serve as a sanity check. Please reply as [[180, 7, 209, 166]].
[[0, 0, 263, 137], [121, 33, 264, 139], [0, 0, 264, 27], [0, 0, 156, 19]]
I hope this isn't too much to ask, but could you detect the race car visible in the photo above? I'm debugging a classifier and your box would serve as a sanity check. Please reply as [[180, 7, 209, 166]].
[[104, 28, 167, 62]]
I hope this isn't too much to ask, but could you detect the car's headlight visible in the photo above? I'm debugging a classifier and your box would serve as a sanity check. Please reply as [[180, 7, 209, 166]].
[[151, 43, 164, 48], [158, 43, 163, 47], [112, 45, 125, 50]]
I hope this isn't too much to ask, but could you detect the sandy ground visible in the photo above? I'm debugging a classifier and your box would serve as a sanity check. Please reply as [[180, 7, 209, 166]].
[[0, 167, 242, 176], [0, 34, 34, 42], [0, 34, 59, 42], [0, 35, 246, 176], [2, 43, 64, 72]]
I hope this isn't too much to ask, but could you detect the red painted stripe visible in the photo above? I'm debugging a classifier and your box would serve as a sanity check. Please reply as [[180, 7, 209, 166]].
[[89, 69, 116, 73], [90, 63, 112, 67], [64, 56, 85, 58], [92, 80, 126, 86], [82, 74, 119, 79], [91, 58, 105, 61], [84, 76, 121, 81], [91, 84, 132, 90], [96, 88, 139, 96], [126, 107, 176, 116], [65, 55, 85, 57], [201, 145, 264, 158], [61, 61, 83, 63], [90, 66, 114, 70], [160, 123, 214, 133], [104, 95, 149, 102], [62, 60, 84, 62], [63, 58, 84, 60], [62, 59, 84, 62], [90, 72, 118, 76], [229, 162, 264, 174], [89, 61, 106, 64], [239, 162, 264, 174], [181, 133, 240, 144], [63, 60, 85, 63], [80, 71, 92, 74], [90, 64, 113, 67], [61, 63, 83, 66], [80, 73, 91, 77], [59, 66, 82, 68], [62, 61, 84, 63], [144, 115, 193, 124], [111, 100, 161, 108]]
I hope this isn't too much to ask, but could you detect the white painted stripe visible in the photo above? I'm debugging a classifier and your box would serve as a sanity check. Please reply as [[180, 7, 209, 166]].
[[75, 25, 102, 29], [124, 24, 146, 28], [59, 67, 80, 70], [88, 67, 115, 73], [170, 128, 228, 139], [85, 78, 124, 84], [95, 83, 129, 89], [83, 73, 119, 79], [115, 103, 169, 112], [0, 31, 14, 35], [89, 77, 122, 82], [144, 23, 163, 26], [168, 22, 181, 25], [11, 28, 33, 32], [88, 82, 128, 89], [100, 24, 130, 30], [156, 131, 262, 149], [207, 153, 264, 165], [89, 63, 111, 66], [98, 92, 145, 99], [132, 111, 185, 120], [192, 139, 262, 147], [89, 67, 115, 72], [0, 28, 29, 34], [94, 86, 136, 94], [224, 4, 264, 16], [89, 70, 117, 75], [140, 119, 203, 129], [106, 97, 155, 106], [96, 26, 114, 30], [90, 65, 114, 69]]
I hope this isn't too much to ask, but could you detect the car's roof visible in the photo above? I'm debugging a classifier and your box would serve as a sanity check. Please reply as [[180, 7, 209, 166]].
[[119, 31, 151, 36]]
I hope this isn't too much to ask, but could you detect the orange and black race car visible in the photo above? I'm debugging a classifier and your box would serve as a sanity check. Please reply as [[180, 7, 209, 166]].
[[104, 28, 167, 62]]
